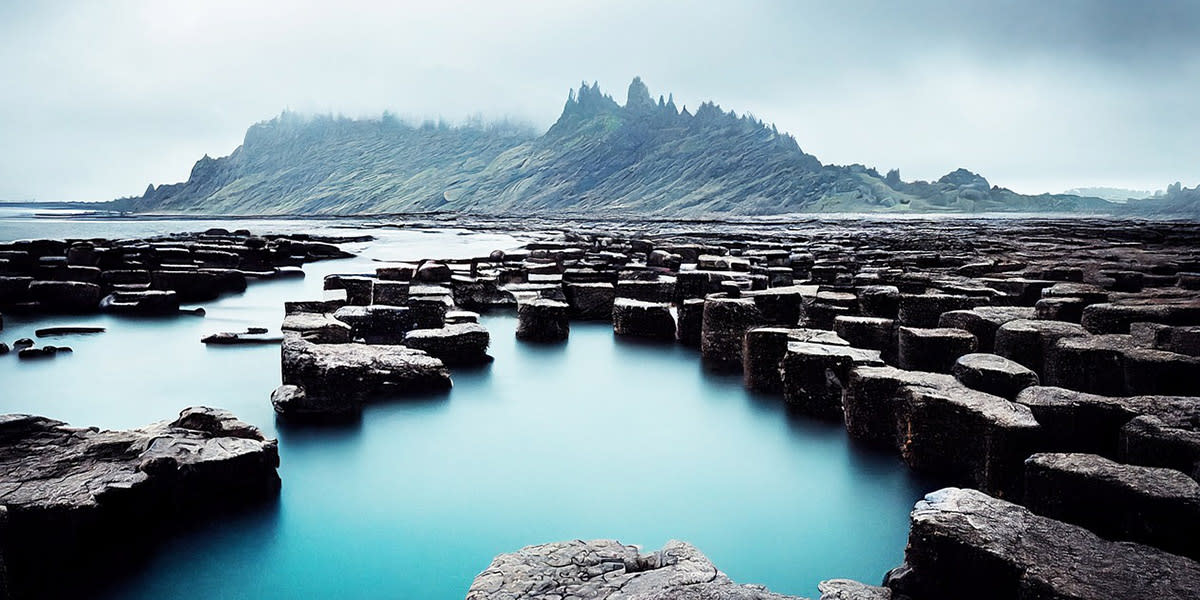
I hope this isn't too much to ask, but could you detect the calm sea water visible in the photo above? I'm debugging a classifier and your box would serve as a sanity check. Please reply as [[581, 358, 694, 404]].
[[0, 211, 927, 599]]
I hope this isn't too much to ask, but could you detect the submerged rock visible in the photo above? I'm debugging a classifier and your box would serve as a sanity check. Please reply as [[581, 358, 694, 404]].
[[465, 539, 804, 600], [0, 407, 280, 597]]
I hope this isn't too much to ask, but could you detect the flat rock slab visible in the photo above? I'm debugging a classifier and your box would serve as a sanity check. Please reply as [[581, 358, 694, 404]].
[[952, 352, 1039, 399], [466, 539, 805, 600], [886, 487, 1200, 600], [0, 407, 280, 595]]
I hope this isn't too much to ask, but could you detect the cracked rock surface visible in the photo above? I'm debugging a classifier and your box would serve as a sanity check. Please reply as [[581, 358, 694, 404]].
[[466, 539, 806, 600]]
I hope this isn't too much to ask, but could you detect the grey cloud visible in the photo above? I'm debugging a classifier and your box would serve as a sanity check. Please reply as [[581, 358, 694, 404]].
[[0, 0, 1196, 202]]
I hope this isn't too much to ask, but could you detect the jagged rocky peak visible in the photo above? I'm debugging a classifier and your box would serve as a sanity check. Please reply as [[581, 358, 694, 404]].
[[938, 168, 990, 189], [625, 76, 654, 111]]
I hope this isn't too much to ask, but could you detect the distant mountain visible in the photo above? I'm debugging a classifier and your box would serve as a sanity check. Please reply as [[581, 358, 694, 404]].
[[115, 78, 1123, 216], [1122, 182, 1200, 216], [1063, 187, 1157, 203]]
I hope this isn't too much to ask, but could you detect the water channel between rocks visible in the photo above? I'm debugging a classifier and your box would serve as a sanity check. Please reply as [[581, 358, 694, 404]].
[[0, 216, 928, 599]]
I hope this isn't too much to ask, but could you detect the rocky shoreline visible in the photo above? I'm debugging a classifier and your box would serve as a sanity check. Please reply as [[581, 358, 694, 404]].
[[3, 216, 1200, 598]]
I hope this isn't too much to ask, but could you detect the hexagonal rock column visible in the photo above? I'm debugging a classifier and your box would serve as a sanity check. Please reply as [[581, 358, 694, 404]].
[[938, 306, 1035, 353], [898, 382, 1040, 498], [992, 319, 1088, 376], [742, 327, 794, 393], [1121, 412, 1200, 481], [515, 298, 569, 342], [611, 298, 675, 340], [833, 316, 897, 363], [1023, 452, 1200, 560], [676, 298, 705, 346], [884, 487, 1200, 600], [897, 293, 982, 328], [1046, 334, 1200, 396], [843, 366, 957, 448], [897, 327, 978, 373], [563, 282, 615, 320], [700, 294, 763, 371], [780, 341, 884, 420], [952, 353, 1039, 399]]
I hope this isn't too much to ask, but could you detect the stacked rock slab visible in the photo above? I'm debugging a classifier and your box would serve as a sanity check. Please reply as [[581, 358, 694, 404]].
[[0, 407, 280, 597], [897, 326, 977, 373], [276, 336, 451, 418], [884, 487, 1200, 600], [465, 539, 804, 600], [515, 298, 570, 342], [612, 298, 676, 340], [701, 294, 763, 370], [781, 341, 883, 420], [402, 323, 491, 365], [1023, 452, 1200, 560]]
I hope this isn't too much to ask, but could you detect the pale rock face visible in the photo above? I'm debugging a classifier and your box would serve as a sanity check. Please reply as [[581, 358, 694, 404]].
[[466, 539, 806, 600]]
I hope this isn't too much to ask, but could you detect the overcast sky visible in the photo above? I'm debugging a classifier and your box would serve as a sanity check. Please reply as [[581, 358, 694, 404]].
[[1, 0, 1198, 201]]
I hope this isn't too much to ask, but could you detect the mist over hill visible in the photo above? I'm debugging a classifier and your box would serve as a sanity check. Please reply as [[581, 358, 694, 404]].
[[117, 78, 1148, 216]]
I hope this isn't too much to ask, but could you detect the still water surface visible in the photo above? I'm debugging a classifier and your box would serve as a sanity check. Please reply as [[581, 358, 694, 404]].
[[0, 213, 927, 599]]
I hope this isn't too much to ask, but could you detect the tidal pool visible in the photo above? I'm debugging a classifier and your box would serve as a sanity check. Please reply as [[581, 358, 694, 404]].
[[0, 219, 928, 598]]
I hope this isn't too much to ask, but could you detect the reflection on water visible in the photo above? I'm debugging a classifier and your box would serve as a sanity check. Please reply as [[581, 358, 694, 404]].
[[0, 221, 927, 599]]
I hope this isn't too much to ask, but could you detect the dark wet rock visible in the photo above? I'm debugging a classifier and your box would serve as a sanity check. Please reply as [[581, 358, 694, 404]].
[[278, 336, 451, 417], [12, 338, 33, 350], [281, 312, 353, 343], [952, 353, 1039, 399], [993, 319, 1089, 376], [325, 274, 375, 306], [884, 487, 1200, 600], [402, 323, 491, 365], [1014, 386, 1199, 460], [742, 327, 796, 393], [284, 299, 346, 315], [938, 306, 1035, 353], [515, 298, 569, 342], [16, 347, 60, 360], [34, 326, 104, 337], [201, 331, 283, 345], [445, 310, 479, 324], [898, 381, 1039, 498], [676, 298, 705, 346], [843, 366, 957, 448], [1121, 411, 1200, 482], [465, 539, 804, 600], [564, 282, 616, 320], [408, 295, 452, 330], [0, 407, 280, 597], [818, 579, 891, 600], [833, 316, 896, 363], [897, 326, 977, 373], [27, 280, 101, 312], [858, 285, 901, 319], [1046, 333, 1200, 396], [701, 295, 763, 371], [0, 342, 8, 355], [371, 280, 410, 305], [746, 285, 806, 327], [333, 305, 412, 343], [100, 290, 181, 315], [897, 293, 982, 328], [1023, 452, 1200, 560], [616, 278, 676, 303], [612, 299, 676, 340], [1131, 323, 1200, 357], [0, 277, 32, 305], [1081, 301, 1200, 334], [780, 341, 883, 420], [414, 261, 452, 283], [150, 269, 235, 302], [1034, 296, 1085, 323]]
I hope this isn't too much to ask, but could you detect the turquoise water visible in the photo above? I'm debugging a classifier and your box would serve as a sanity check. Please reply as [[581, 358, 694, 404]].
[[0, 218, 927, 598]]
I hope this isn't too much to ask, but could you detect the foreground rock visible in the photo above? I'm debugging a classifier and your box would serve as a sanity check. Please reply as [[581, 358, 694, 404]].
[[465, 539, 804, 600], [885, 487, 1200, 600], [0, 407, 281, 597]]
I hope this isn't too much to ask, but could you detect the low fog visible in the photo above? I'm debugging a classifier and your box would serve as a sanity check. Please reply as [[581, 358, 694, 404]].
[[1, 0, 1197, 202]]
